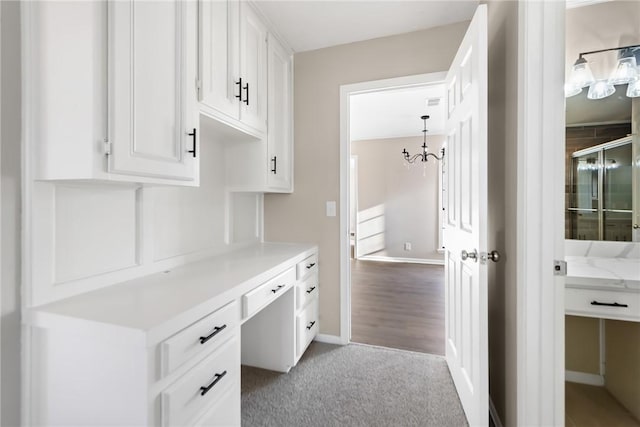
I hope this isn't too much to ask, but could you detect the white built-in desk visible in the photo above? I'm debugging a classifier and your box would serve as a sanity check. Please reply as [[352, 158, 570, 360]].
[[25, 242, 320, 426]]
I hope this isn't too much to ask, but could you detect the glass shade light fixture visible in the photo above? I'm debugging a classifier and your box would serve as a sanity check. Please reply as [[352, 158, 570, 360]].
[[626, 77, 640, 98], [566, 44, 640, 100], [608, 49, 638, 85], [401, 115, 444, 165], [587, 79, 616, 100]]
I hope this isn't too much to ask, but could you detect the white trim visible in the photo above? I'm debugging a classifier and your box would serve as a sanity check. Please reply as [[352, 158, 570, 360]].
[[517, 2, 566, 426], [339, 72, 447, 345], [314, 334, 346, 346], [565, 370, 605, 387], [489, 397, 504, 427], [357, 255, 444, 266]]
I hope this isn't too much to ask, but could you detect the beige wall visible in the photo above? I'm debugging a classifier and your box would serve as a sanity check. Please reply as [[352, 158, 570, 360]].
[[565, 316, 600, 375], [605, 320, 640, 421], [264, 22, 469, 336], [485, 1, 518, 425], [1, 1, 21, 425], [351, 135, 444, 260]]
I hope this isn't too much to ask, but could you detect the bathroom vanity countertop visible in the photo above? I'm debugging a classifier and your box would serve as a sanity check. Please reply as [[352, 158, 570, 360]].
[[565, 255, 640, 290]]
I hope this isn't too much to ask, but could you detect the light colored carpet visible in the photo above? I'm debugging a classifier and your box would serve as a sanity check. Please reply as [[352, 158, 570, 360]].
[[241, 342, 468, 427]]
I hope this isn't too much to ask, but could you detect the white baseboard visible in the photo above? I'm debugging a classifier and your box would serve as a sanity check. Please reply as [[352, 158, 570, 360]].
[[356, 255, 444, 265], [314, 334, 346, 345], [489, 396, 504, 427], [565, 370, 604, 386]]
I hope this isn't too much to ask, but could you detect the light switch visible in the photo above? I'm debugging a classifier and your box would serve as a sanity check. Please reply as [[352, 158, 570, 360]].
[[326, 201, 337, 217]]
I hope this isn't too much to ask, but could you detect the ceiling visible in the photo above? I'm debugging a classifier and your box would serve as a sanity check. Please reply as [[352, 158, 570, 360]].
[[254, 1, 479, 53], [350, 84, 446, 141]]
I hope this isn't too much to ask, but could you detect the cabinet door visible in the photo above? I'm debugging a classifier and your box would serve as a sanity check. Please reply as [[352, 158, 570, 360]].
[[267, 35, 293, 192], [109, 1, 198, 183], [199, 0, 240, 121], [239, 3, 268, 134]]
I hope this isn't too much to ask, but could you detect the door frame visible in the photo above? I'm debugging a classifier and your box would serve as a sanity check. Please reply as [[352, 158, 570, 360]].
[[338, 71, 447, 344], [516, 1, 565, 426]]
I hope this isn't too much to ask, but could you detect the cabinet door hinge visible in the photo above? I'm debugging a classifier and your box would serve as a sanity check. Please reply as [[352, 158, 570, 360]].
[[195, 78, 201, 97], [103, 139, 112, 156], [553, 260, 567, 276]]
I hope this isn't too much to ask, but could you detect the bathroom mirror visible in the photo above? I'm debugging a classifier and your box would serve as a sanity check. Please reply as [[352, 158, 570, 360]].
[[565, 16, 640, 242]]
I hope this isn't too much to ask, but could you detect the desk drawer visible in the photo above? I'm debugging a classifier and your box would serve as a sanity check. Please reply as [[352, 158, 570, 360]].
[[296, 253, 318, 280], [161, 335, 239, 427], [296, 298, 319, 358], [243, 268, 296, 318], [161, 301, 239, 377], [566, 288, 640, 322], [296, 277, 319, 311]]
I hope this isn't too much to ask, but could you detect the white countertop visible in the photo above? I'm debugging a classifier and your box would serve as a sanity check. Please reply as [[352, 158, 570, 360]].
[[26, 242, 317, 344], [565, 255, 640, 290]]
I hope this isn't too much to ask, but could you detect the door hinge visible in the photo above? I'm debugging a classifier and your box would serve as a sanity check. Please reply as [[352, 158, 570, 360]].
[[195, 78, 201, 98], [103, 138, 111, 156], [553, 260, 567, 276]]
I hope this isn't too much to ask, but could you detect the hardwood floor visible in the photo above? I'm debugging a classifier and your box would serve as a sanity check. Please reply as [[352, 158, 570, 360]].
[[350, 259, 445, 355], [566, 382, 640, 427]]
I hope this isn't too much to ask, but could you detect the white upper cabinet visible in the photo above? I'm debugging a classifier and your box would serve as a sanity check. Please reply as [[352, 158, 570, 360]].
[[199, 0, 268, 136], [109, 1, 199, 183], [24, 1, 199, 186], [267, 34, 293, 193]]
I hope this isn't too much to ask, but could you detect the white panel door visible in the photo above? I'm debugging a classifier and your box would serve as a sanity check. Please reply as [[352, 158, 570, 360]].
[[443, 5, 489, 426], [199, 0, 240, 121], [239, 2, 268, 134], [267, 34, 293, 192], [109, 1, 198, 182]]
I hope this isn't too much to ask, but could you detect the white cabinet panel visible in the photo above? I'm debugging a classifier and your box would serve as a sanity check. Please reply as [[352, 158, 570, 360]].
[[199, 0, 267, 137], [54, 185, 139, 283], [25, 1, 199, 186], [199, 0, 240, 120], [267, 34, 293, 192], [239, 2, 268, 134], [161, 335, 239, 427], [109, 0, 199, 182]]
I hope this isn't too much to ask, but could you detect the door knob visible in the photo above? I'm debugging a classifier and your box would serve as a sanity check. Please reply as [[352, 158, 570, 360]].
[[461, 249, 478, 262], [634, 224, 639, 229], [486, 250, 500, 262]]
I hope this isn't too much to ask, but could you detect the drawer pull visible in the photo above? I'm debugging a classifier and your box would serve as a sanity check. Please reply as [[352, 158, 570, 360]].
[[590, 300, 628, 308], [271, 284, 285, 294], [306, 263, 316, 269], [306, 321, 316, 330], [199, 370, 227, 396], [199, 325, 227, 345], [306, 286, 316, 294]]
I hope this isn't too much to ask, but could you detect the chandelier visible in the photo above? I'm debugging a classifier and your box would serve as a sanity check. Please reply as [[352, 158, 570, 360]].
[[401, 115, 444, 164]]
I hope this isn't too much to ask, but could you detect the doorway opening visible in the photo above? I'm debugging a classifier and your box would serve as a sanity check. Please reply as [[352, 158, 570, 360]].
[[340, 73, 448, 355]]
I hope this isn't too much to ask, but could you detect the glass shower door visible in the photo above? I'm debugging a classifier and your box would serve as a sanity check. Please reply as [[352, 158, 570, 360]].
[[570, 152, 600, 240], [603, 143, 633, 241]]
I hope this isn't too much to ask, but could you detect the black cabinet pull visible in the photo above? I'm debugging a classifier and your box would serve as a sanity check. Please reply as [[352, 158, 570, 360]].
[[187, 128, 197, 158], [590, 300, 628, 308], [235, 78, 242, 100], [271, 156, 277, 174], [271, 284, 285, 294], [306, 263, 316, 269], [199, 370, 227, 396], [306, 286, 316, 294], [306, 321, 316, 330], [199, 324, 227, 344], [243, 82, 249, 105]]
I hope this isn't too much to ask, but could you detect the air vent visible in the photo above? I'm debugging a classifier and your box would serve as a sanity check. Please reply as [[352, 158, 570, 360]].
[[426, 98, 441, 107]]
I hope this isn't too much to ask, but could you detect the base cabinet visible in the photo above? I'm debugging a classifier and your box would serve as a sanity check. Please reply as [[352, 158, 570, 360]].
[[28, 245, 318, 426]]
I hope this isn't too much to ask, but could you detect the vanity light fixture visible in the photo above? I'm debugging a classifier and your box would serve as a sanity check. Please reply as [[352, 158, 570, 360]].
[[401, 115, 444, 164], [566, 45, 640, 99]]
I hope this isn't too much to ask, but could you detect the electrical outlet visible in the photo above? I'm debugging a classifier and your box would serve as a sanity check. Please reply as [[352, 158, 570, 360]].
[[404, 242, 412, 251]]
